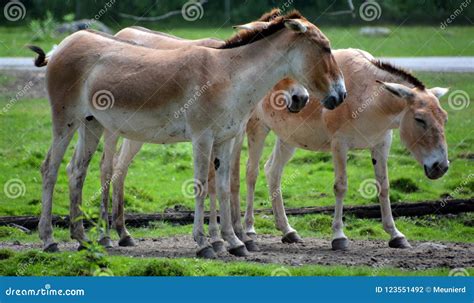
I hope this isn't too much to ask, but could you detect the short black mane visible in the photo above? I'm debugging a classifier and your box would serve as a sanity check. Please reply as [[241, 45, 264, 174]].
[[219, 10, 304, 49], [371, 59, 425, 89]]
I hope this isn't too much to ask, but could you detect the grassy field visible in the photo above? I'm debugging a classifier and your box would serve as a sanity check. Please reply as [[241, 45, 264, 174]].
[[0, 26, 473, 57], [0, 25, 473, 276], [0, 72, 473, 217]]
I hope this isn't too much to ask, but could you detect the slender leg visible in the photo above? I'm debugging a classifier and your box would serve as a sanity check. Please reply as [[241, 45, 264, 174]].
[[244, 116, 270, 237], [98, 130, 119, 247], [191, 135, 216, 258], [264, 138, 302, 243], [214, 139, 248, 257], [208, 151, 226, 254], [40, 118, 78, 252], [330, 140, 350, 250], [67, 119, 103, 250], [229, 130, 256, 251], [111, 139, 143, 246], [371, 132, 411, 248]]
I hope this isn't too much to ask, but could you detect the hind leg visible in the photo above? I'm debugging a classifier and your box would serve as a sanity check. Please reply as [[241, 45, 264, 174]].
[[208, 155, 226, 255], [67, 118, 103, 250], [98, 130, 119, 248], [112, 139, 143, 246], [40, 118, 79, 252], [264, 138, 301, 243], [244, 116, 270, 237]]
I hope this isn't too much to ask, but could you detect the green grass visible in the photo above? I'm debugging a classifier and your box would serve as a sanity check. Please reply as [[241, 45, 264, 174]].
[[0, 248, 470, 277], [0, 26, 473, 57], [0, 72, 472, 217]]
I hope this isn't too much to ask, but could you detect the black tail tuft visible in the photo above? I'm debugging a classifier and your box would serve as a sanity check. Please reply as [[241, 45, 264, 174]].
[[26, 45, 48, 67]]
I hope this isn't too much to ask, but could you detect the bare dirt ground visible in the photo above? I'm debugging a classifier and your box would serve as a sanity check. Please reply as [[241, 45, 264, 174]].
[[2, 235, 473, 270]]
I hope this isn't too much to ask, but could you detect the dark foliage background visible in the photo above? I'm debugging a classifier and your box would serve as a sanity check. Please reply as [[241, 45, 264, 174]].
[[1, 0, 473, 27]]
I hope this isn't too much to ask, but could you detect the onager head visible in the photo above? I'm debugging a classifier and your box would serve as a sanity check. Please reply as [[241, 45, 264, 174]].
[[378, 81, 449, 179], [226, 11, 346, 110]]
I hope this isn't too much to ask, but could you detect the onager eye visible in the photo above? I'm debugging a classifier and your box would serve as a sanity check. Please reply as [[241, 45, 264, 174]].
[[415, 118, 427, 128]]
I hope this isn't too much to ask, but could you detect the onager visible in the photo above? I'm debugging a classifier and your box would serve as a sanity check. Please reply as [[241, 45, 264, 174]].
[[101, 10, 309, 254], [30, 11, 346, 258], [243, 48, 449, 250]]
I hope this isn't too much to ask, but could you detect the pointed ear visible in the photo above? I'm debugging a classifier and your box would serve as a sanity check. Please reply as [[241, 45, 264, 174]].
[[233, 21, 269, 31], [284, 19, 307, 33], [429, 87, 449, 99], [376, 80, 414, 99]]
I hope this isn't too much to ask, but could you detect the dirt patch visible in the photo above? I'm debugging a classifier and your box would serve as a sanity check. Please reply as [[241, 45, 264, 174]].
[[2, 235, 473, 270]]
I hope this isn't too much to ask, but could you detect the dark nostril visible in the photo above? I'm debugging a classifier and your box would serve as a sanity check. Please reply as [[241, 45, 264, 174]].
[[343, 92, 347, 99], [432, 162, 440, 170]]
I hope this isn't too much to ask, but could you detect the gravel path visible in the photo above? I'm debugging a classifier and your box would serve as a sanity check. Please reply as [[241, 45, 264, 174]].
[[2, 235, 473, 270]]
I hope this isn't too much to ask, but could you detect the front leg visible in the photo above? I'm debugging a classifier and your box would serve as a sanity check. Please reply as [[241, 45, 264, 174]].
[[191, 136, 216, 259], [214, 139, 248, 257], [371, 132, 411, 248], [331, 140, 349, 250], [229, 131, 258, 251], [98, 130, 119, 248]]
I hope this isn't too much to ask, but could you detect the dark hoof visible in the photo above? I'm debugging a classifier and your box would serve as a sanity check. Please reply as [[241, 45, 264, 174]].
[[118, 236, 136, 247], [211, 241, 226, 254], [282, 231, 303, 244], [331, 238, 350, 250], [228, 245, 249, 257], [43, 243, 59, 253], [196, 246, 217, 259], [98, 237, 113, 248], [389, 237, 412, 249], [244, 240, 260, 252]]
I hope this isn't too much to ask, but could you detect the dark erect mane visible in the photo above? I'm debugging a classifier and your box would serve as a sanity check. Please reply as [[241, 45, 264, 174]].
[[371, 59, 425, 89], [219, 10, 304, 49], [258, 8, 282, 21]]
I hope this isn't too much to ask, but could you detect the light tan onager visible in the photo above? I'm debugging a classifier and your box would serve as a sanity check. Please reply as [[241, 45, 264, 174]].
[[110, 33, 449, 250], [29, 11, 347, 258], [240, 48, 449, 250], [102, 10, 303, 254]]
